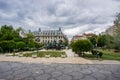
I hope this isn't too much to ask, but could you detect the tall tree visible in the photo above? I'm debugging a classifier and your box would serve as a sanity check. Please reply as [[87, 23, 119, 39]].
[[113, 13, 120, 50]]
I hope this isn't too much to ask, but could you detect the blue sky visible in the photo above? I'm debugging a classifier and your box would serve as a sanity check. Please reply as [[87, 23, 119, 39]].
[[0, 0, 120, 39]]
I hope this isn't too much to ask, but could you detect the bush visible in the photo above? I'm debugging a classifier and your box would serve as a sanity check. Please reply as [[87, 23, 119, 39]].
[[34, 42, 43, 49], [91, 49, 97, 55], [71, 40, 93, 55], [91, 49, 103, 58], [16, 41, 26, 50], [0, 40, 15, 53], [28, 40, 35, 48]]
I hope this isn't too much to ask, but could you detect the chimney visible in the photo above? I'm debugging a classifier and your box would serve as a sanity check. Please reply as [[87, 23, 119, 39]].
[[59, 27, 61, 31], [39, 28, 41, 32]]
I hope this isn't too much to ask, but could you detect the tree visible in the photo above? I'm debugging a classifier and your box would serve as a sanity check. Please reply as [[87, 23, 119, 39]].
[[105, 35, 115, 49], [0, 25, 38, 52], [24, 33, 35, 48], [0, 25, 14, 41], [34, 42, 43, 53], [34, 42, 43, 49], [113, 13, 120, 50], [0, 25, 13, 34], [1, 33, 14, 40], [71, 40, 93, 55], [63, 40, 69, 46]]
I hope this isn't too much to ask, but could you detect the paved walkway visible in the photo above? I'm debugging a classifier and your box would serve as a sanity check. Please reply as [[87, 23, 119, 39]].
[[64, 49, 75, 57], [0, 62, 120, 80]]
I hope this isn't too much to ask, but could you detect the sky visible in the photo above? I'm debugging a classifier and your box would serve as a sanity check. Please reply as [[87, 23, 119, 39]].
[[0, 0, 120, 40]]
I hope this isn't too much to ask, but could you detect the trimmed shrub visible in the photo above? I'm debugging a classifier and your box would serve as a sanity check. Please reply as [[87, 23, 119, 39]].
[[16, 41, 26, 50], [71, 40, 93, 55]]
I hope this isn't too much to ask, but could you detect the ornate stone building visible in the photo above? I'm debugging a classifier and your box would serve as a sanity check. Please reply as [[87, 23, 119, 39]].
[[33, 28, 68, 44]]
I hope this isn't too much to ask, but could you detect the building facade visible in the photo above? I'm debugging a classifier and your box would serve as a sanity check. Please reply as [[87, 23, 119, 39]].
[[33, 28, 68, 44], [105, 25, 117, 36], [71, 33, 95, 42]]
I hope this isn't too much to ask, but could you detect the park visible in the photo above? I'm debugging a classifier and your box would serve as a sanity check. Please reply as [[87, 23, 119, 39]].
[[0, 0, 120, 80]]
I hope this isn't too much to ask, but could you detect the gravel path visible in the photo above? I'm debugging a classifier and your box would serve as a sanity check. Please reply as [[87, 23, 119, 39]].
[[64, 49, 75, 57], [0, 55, 92, 64]]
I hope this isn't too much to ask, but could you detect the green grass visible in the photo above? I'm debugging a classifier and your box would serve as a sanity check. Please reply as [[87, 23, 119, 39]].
[[83, 49, 120, 61], [22, 51, 67, 58]]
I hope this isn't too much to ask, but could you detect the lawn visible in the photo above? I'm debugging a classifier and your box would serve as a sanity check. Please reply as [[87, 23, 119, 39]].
[[83, 49, 120, 61], [15, 51, 67, 58]]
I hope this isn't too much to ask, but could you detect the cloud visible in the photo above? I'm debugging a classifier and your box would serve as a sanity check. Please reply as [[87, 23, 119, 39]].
[[63, 25, 89, 35], [0, 0, 120, 40]]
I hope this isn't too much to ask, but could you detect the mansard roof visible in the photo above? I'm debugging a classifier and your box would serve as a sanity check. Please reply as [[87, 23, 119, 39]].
[[33, 28, 64, 36]]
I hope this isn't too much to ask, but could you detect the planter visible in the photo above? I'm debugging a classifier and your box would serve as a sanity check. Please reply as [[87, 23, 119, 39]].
[[61, 54, 66, 58], [45, 55, 50, 58], [32, 54, 37, 58], [5, 54, 13, 56], [18, 54, 23, 57]]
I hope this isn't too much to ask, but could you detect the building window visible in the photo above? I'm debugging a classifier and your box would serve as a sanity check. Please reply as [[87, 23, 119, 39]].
[[37, 39, 40, 42], [35, 39, 37, 42]]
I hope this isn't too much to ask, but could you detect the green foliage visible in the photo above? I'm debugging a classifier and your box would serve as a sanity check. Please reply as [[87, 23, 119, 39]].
[[34, 42, 43, 49], [63, 40, 69, 46], [88, 35, 98, 48], [71, 40, 93, 54], [0, 25, 43, 53], [22, 51, 66, 57], [28, 40, 35, 48], [113, 13, 120, 50], [97, 35, 107, 47], [105, 35, 115, 49], [84, 49, 120, 61], [16, 42, 26, 50], [23, 53, 31, 57], [0, 25, 13, 34], [0, 25, 19, 41], [0, 25, 14, 41], [0, 40, 15, 52], [92, 34, 115, 49]]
